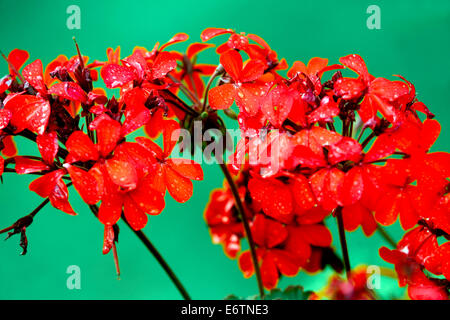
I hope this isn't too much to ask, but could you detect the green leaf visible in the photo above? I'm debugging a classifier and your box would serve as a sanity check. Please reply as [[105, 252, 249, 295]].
[[225, 285, 314, 300]]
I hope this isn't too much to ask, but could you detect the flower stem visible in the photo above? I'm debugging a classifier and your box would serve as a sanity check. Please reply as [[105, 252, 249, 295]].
[[202, 65, 224, 112], [377, 224, 397, 248], [218, 162, 265, 299], [88, 205, 191, 299], [126, 221, 192, 300], [335, 206, 351, 278]]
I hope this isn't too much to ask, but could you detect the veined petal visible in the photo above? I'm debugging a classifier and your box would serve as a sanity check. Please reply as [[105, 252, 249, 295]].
[[66, 131, 99, 162], [23, 59, 47, 94], [208, 84, 235, 110], [36, 131, 58, 164], [65, 165, 101, 205], [15, 156, 50, 174], [167, 158, 203, 180], [124, 196, 148, 231]]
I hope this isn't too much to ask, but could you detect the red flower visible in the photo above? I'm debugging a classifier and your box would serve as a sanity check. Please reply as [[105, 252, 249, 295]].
[[171, 42, 216, 98], [136, 120, 203, 203], [208, 50, 266, 115], [334, 54, 410, 125], [238, 214, 299, 290], [323, 266, 376, 300], [204, 187, 245, 259]]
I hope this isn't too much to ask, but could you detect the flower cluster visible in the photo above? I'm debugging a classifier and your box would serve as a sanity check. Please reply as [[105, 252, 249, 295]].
[[1, 27, 449, 300], [0, 36, 204, 257], [201, 28, 449, 299]]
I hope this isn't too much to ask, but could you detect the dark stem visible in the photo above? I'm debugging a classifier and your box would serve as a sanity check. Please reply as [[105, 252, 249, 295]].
[[167, 74, 201, 107], [335, 206, 351, 278], [2, 168, 72, 180], [87, 204, 191, 299], [29, 198, 50, 218], [162, 89, 199, 116], [218, 162, 265, 299], [202, 65, 224, 111], [17, 130, 69, 159], [377, 225, 397, 249], [125, 220, 192, 300], [361, 132, 376, 149]]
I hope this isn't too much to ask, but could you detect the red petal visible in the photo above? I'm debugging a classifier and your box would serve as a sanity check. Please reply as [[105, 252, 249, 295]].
[[375, 191, 401, 226], [48, 82, 88, 103], [135, 136, 164, 160], [65, 165, 101, 205], [0, 109, 12, 130], [105, 159, 138, 190], [168, 158, 203, 180], [124, 196, 148, 231], [287, 61, 307, 78], [122, 50, 148, 80], [271, 249, 300, 276], [23, 59, 47, 94], [100, 64, 135, 88], [114, 142, 156, 178], [261, 86, 294, 127], [49, 182, 75, 215], [307, 95, 340, 124], [235, 83, 265, 116], [334, 78, 366, 100], [5, 94, 50, 135], [369, 78, 409, 102], [187, 43, 215, 59], [164, 165, 193, 203], [66, 131, 99, 162], [339, 54, 370, 83], [298, 225, 332, 247], [310, 168, 345, 211], [36, 132, 58, 164], [89, 114, 121, 157], [129, 175, 165, 215], [0, 156, 3, 176], [260, 253, 279, 290], [238, 250, 254, 278], [342, 203, 363, 232], [200, 28, 233, 42], [327, 137, 362, 165], [220, 50, 242, 81], [121, 87, 152, 136], [307, 57, 329, 76], [291, 175, 316, 211], [1, 135, 17, 157], [159, 33, 189, 51], [163, 120, 180, 157], [98, 192, 123, 226], [102, 225, 115, 254], [240, 59, 265, 82], [340, 166, 364, 206], [367, 93, 400, 124], [8, 49, 29, 75], [15, 156, 50, 174], [152, 52, 177, 79], [208, 84, 235, 110], [29, 169, 65, 198], [248, 178, 293, 219], [364, 133, 396, 163]]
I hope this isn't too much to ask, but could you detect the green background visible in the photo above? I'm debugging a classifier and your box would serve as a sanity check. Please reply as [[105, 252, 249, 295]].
[[0, 0, 449, 299]]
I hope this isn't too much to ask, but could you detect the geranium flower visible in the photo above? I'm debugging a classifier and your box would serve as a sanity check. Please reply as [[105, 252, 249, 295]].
[[334, 54, 410, 125], [208, 50, 266, 115], [136, 120, 203, 203]]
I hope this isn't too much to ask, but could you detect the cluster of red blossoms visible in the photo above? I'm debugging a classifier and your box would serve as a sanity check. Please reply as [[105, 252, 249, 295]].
[[0, 27, 449, 300]]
